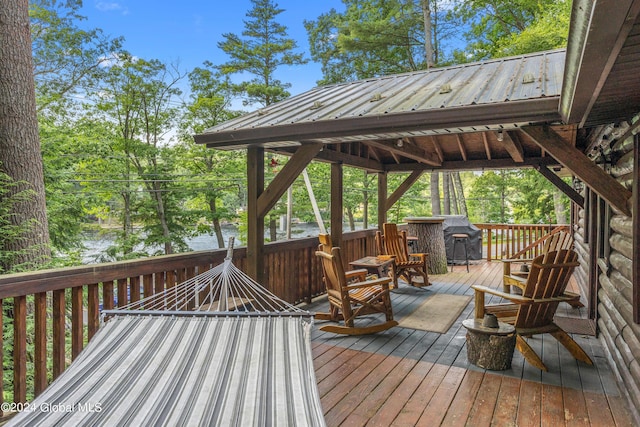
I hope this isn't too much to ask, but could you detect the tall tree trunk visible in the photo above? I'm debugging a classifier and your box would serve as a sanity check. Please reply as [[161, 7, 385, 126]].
[[362, 171, 369, 228], [453, 172, 468, 217], [346, 207, 356, 231], [553, 190, 567, 224], [0, 1, 51, 270], [443, 173, 451, 214], [150, 182, 172, 255], [209, 199, 225, 248], [449, 175, 459, 214], [269, 215, 277, 241], [430, 172, 440, 215], [421, 0, 435, 68]]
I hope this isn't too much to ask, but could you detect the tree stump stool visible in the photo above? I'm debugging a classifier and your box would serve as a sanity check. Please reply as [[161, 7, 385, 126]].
[[404, 217, 448, 274], [462, 318, 516, 370]]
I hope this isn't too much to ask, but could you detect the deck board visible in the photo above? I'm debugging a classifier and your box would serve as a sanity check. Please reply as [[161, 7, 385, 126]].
[[306, 261, 636, 426]]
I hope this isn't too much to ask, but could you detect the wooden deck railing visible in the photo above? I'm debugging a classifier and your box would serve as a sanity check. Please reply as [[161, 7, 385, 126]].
[[475, 223, 569, 261], [0, 224, 562, 409], [0, 229, 377, 408]]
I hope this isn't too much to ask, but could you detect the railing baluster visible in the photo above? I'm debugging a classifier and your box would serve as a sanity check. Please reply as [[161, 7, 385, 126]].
[[103, 280, 114, 311], [143, 274, 153, 299], [13, 295, 27, 402], [34, 292, 47, 396], [87, 284, 100, 340], [52, 289, 66, 379], [154, 271, 165, 294], [71, 286, 84, 360], [130, 275, 141, 303], [117, 278, 128, 307]]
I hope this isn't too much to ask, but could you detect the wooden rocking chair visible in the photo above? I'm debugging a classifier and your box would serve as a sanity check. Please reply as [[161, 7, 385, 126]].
[[502, 230, 582, 308], [376, 223, 430, 287], [473, 249, 593, 371], [315, 234, 398, 335]]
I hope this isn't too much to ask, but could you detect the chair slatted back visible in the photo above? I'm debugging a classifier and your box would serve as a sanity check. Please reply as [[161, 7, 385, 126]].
[[317, 234, 345, 295], [542, 231, 574, 254], [516, 249, 579, 329], [382, 223, 410, 263]]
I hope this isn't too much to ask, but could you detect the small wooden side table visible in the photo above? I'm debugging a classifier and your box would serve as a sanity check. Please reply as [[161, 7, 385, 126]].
[[462, 318, 516, 370], [349, 256, 397, 287]]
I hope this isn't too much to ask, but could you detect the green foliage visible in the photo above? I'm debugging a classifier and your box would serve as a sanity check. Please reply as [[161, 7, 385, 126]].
[[510, 169, 569, 224], [305, 0, 459, 84], [467, 169, 569, 224], [0, 169, 39, 274], [30, 0, 123, 115], [217, 0, 308, 107], [453, 0, 570, 60]]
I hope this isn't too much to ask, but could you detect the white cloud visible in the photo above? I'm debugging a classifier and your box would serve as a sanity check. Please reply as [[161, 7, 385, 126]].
[[95, 2, 129, 15], [98, 52, 139, 68]]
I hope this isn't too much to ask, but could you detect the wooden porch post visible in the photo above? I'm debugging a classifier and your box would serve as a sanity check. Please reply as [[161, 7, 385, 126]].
[[247, 146, 265, 283], [331, 162, 343, 248], [378, 171, 387, 228]]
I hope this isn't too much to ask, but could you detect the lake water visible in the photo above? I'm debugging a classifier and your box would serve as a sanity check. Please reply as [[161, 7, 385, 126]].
[[81, 222, 362, 263]]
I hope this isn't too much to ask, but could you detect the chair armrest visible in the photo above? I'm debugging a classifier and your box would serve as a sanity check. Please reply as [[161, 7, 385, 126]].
[[471, 285, 531, 303], [472, 284, 530, 318], [345, 277, 392, 290], [502, 258, 533, 275], [345, 269, 368, 281], [501, 258, 534, 264]]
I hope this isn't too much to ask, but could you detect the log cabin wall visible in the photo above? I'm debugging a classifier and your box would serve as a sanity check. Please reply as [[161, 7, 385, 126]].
[[574, 119, 640, 420]]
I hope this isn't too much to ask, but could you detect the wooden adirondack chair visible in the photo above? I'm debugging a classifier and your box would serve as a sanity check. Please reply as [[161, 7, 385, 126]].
[[502, 230, 583, 308], [376, 223, 430, 287], [315, 234, 398, 335], [473, 249, 592, 371]]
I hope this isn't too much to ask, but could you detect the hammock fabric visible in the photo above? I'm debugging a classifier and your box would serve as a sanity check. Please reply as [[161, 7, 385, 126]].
[[9, 243, 325, 427]]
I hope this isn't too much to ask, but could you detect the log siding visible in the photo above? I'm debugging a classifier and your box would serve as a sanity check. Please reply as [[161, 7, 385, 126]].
[[576, 119, 640, 423]]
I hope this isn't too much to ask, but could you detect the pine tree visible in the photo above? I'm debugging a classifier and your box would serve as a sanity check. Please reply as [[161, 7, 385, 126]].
[[218, 0, 307, 107]]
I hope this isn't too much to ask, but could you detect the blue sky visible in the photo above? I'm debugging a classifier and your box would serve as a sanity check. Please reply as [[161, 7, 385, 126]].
[[80, 1, 346, 97]]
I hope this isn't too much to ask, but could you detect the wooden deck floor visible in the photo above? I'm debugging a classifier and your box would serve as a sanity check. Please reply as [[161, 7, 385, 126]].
[[306, 261, 635, 426]]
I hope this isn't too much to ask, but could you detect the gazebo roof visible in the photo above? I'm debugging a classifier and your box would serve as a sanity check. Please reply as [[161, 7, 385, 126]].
[[195, 50, 571, 173]]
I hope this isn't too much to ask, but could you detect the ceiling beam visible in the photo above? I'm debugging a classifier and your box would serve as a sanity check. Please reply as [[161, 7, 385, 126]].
[[363, 139, 441, 166], [386, 170, 424, 211], [385, 156, 558, 172], [456, 134, 468, 161], [482, 132, 492, 160], [431, 136, 445, 163], [258, 142, 323, 218], [536, 165, 585, 207], [522, 125, 631, 216], [502, 130, 525, 163], [273, 145, 384, 171]]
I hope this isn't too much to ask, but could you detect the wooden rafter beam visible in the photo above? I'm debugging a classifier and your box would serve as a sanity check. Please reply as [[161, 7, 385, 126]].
[[502, 130, 525, 163], [482, 132, 492, 160], [431, 136, 444, 163], [385, 156, 558, 172], [363, 139, 441, 166], [522, 125, 631, 216], [386, 170, 424, 211], [536, 165, 585, 207], [305, 146, 383, 171], [257, 142, 323, 218], [456, 134, 468, 161]]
